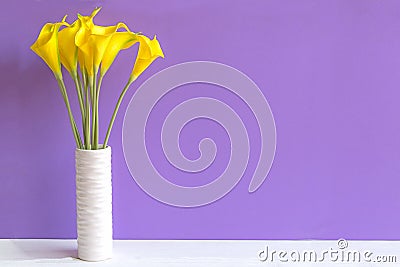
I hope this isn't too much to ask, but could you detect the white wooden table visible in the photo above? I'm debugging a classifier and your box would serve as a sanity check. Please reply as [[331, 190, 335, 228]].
[[1, 239, 399, 266]]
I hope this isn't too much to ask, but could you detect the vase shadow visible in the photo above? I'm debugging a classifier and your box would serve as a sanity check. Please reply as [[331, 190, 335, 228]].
[[5, 240, 78, 261]]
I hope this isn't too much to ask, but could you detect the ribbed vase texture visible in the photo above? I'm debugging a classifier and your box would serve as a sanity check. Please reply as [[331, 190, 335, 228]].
[[75, 146, 112, 261]]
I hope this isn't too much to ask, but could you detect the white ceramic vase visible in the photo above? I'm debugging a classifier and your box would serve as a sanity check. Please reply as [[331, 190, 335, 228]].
[[75, 146, 113, 261]]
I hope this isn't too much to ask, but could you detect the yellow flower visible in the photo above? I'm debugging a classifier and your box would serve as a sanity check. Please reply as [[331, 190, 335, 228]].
[[100, 31, 138, 77], [30, 16, 67, 78], [76, 31, 112, 76], [58, 19, 81, 74], [74, 8, 100, 76], [78, 7, 101, 29], [130, 35, 164, 81], [75, 7, 129, 77]]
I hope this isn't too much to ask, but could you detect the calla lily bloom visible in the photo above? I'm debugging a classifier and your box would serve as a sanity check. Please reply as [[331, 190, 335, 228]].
[[74, 7, 101, 76], [30, 16, 67, 78], [76, 31, 112, 76], [75, 7, 130, 77], [100, 31, 138, 77], [58, 19, 81, 74], [130, 35, 164, 81], [77, 7, 101, 32]]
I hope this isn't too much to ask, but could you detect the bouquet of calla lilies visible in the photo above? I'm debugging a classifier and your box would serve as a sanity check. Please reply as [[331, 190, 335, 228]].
[[31, 7, 164, 150]]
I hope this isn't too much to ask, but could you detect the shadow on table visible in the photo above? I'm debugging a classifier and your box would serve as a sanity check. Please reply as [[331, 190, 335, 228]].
[[7, 240, 78, 261]]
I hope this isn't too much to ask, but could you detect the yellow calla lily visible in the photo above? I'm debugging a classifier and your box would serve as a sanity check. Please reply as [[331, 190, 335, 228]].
[[30, 16, 67, 78], [78, 7, 101, 31], [74, 8, 101, 76], [75, 12, 96, 76], [100, 31, 139, 76], [77, 7, 127, 36], [77, 32, 112, 76], [75, 7, 129, 77], [130, 35, 164, 81], [58, 19, 81, 74]]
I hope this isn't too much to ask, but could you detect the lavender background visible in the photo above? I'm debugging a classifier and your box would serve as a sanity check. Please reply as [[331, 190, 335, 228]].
[[1, 0, 400, 239]]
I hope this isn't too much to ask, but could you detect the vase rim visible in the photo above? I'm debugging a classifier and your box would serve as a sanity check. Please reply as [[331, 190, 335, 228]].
[[75, 145, 111, 152]]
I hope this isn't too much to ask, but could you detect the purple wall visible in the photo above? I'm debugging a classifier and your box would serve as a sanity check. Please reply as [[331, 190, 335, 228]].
[[1, 0, 400, 239]]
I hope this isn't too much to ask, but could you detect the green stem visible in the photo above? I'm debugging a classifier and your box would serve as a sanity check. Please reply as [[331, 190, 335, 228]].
[[56, 77, 83, 149], [103, 78, 134, 149], [77, 71, 86, 114], [96, 75, 104, 149], [91, 73, 97, 149], [84, 75, 91, 150], [72, 71, 86, 147], [72, 72, 85, 117]]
